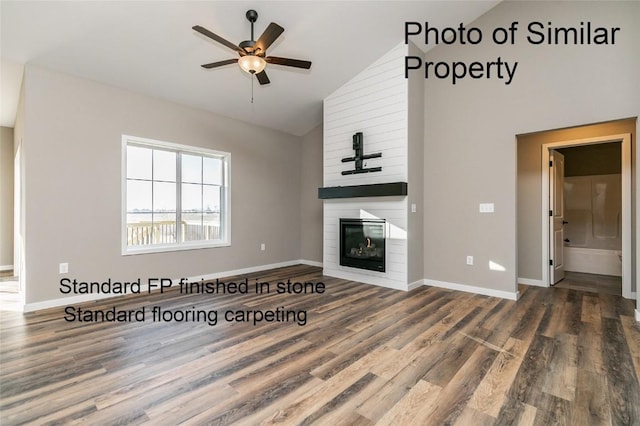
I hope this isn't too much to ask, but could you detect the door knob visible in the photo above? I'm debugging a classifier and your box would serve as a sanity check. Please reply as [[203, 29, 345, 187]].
[[562, 221, 569, 224]]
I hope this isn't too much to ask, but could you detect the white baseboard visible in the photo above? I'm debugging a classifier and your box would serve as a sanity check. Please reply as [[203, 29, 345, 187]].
[[636, 309, 640, 322], [299, 259, 323, 268], [0, 265, 13, 272], [423, 278, 519, 301], [518, 277, 547, 287], [23, 259, 313, 312], [408, 279, 425, 291], [191, 260, 310, 282], [24, 292, 112, 313]]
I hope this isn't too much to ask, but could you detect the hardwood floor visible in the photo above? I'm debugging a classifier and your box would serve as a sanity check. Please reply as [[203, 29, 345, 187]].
[[555, 271, 622, 296], [0, 270, 14, 278], [1, 265, 639, 425], [0, 270, 19, 294]]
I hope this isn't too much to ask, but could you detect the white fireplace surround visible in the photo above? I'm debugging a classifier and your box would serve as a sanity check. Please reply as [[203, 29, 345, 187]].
[[322, 43, 420, 291], [324, 197, 408, 290]]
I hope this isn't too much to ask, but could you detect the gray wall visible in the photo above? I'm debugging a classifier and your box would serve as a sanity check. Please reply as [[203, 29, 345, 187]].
[[21, 65, 303, 305], [299, 124, 323, 263], [423, 1, 639, 294], [0, 127, 14, 269]]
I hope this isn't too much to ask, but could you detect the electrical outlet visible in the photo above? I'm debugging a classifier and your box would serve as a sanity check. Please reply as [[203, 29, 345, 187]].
[[260, 243, 266, 251], [59, 263, 69, 274], [466, 256, 474, 265]]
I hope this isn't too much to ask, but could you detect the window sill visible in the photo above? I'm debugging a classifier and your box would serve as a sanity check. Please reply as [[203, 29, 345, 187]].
[[122, 240, 230, 256]]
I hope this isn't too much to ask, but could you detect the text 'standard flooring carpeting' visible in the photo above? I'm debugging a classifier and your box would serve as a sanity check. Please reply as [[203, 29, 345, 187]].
[[1, 265, 639, 425]]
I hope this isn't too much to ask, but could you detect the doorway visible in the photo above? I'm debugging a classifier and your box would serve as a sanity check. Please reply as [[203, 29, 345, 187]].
[[0, 130, 21, 310], [542, 133, 631, 298]]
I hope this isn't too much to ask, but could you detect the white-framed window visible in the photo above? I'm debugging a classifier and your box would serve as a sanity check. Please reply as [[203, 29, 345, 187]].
[[122, 135, 230, 255]]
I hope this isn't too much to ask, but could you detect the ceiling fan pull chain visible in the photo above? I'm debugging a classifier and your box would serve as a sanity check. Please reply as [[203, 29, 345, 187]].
[[251, 74, 255, 104]]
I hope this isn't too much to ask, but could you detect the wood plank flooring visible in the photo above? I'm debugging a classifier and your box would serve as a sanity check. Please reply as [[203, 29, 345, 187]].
[[555, 272, 622, 296], [1, 265, 639, 425], [0, 270, 19, 294]]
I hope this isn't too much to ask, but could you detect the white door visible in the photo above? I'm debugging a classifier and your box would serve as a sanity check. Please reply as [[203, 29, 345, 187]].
[[549, 150, 565, 284]]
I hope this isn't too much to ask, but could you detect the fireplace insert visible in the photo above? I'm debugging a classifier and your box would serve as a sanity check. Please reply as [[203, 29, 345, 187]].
[[340, 218, 386, 272]]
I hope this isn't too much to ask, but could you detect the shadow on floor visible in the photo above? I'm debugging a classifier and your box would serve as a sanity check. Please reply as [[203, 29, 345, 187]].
[[554, 271, 622, 296]]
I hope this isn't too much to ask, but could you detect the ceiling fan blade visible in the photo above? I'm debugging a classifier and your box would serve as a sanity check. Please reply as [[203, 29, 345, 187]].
[[193, 25, 244, 54], [266, 56, 312, 69], [255, 70, 270, 85], [201, 58, 238, 69], [255, 23, 284, 55]]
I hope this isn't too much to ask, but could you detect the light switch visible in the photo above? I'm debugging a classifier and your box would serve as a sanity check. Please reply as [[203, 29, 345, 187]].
[[59, 263, 69, 274], [479, 203, 495, 213], [411, 203, 417, 213]]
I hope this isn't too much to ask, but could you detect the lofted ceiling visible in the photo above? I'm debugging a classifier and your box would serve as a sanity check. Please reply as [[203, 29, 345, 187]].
[[0, 1, 499, 136]]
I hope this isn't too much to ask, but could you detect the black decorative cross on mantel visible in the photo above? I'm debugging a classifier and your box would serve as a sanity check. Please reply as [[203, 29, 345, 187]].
[[341, 132, 382, 175]]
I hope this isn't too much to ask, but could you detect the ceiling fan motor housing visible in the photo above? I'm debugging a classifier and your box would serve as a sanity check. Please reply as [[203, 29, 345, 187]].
[[239, 40, 256, 52]]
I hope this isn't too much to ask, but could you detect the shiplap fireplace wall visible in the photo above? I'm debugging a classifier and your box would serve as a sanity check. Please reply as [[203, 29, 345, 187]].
[[322, 42, 424, 291]]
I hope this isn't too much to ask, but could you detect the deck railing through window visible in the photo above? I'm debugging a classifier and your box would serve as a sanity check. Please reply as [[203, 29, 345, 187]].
[[127, 221, 221, 246]]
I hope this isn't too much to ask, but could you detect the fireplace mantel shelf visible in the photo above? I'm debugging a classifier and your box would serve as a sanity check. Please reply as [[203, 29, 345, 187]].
[[318, 182, 407, 199]]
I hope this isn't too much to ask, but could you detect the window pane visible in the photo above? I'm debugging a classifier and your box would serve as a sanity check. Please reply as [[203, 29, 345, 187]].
[[203, 213, 221, 240], [154, 182, 176, 212], [182, 183, 202, 212], [182, 212, 203, 242], [153, 213, 177, 244], [127, 146, 152, 180], [154, 150, 176, 182], [182, 154, 202, 184], [203, 157, 222, 185], [127, 213, 177, 246], [203, 185, 220, 213], [127, 212, 152, 224], [127, 212, 153, 246], [127, 180, 152, 212]]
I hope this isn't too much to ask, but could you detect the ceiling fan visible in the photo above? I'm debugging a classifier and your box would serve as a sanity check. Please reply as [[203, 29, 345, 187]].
[[193, 9, 312, 85]]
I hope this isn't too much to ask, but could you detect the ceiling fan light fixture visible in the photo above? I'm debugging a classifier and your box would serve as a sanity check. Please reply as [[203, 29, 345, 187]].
[[238, 55, 266, 74]]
